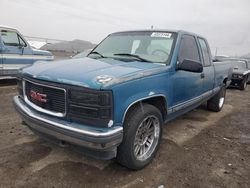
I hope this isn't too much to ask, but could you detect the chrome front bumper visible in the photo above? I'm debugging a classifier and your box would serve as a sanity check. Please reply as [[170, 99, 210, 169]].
[[13, 96, 123, 158]]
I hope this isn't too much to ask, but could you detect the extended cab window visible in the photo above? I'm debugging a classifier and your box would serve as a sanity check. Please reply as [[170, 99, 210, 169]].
[[0, 30, 27, 47], [198, 38, 211, 66], [178, 35, 201, 63]]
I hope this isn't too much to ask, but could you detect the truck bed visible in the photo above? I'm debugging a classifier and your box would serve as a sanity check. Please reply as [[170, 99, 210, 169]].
[[214, 61, 233, 87]]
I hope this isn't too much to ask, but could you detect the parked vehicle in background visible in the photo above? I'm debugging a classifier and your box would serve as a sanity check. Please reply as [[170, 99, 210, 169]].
[[14, 30, 232, 170], [213, 55, 230, 62], [218, 58, 250, 90], [0, 25, 54, 77], [72, 49, 92, 59]]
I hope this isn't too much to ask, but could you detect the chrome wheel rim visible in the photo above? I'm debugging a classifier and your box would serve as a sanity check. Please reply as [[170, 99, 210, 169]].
[[219, 97, 225, 108], [134, 115, 160, 161], [244, 81, 247, 89]]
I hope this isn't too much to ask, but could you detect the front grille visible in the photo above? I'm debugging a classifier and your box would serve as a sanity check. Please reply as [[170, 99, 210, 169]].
[[25, 80, 66, 115], [20, 77, 113, 128]]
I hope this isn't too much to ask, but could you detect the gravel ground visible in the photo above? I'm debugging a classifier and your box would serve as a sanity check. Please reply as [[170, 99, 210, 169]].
[[0, 80, 249, 188]]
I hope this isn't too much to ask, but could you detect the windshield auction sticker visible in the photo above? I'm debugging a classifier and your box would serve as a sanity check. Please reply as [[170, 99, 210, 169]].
[[151, 32, 172, 38]]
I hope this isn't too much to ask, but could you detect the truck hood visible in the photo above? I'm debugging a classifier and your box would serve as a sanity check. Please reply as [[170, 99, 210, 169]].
[[232, 67, 250, 75], [21, 57, 169, 89], [232, 69, 245, 75], [32, 49, 53, 56]]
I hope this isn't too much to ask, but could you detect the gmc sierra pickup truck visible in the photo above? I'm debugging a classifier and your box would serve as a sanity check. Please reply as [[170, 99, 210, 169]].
[[0, 25, 53, 77], [14, 30, 232, 169]]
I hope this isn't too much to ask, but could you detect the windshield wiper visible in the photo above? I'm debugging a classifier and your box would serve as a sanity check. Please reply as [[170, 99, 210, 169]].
[[113, 53, 152, 63], [88, 51, 105, 58]]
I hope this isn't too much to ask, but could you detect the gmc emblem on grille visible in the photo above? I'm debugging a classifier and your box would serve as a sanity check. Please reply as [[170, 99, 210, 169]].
[[30, 90, 47, 103]]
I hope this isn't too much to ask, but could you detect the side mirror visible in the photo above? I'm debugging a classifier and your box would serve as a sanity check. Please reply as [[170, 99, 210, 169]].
[[177, 59, 203, 73]]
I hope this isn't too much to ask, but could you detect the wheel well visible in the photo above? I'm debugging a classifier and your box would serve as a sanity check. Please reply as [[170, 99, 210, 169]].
[[123, 96, 168, 123]]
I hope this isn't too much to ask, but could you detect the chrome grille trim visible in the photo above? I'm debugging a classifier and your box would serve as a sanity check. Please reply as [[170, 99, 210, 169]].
[[23, 79, 67, 117]]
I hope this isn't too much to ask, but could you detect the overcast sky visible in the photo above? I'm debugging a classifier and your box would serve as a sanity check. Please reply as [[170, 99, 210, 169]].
[[0, 0, 249, 56]]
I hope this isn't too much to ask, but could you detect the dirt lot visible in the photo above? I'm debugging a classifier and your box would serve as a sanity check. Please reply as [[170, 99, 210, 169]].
[[0, 80, 249, 188]]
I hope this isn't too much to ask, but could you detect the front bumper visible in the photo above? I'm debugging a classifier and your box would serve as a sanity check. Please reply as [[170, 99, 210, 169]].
[[230, 79, 243, 88], [13, 96, 123, 159]]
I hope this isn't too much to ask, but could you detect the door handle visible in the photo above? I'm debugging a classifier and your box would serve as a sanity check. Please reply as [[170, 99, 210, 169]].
[[201, 73, 205, 79]]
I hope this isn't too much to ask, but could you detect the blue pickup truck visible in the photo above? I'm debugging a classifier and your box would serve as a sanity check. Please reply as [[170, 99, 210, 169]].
[[0, 25, 53, 77], [14, 30, 232, 169]]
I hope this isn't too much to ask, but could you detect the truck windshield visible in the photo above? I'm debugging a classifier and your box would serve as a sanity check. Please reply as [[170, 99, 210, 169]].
[[234, 61, 247, 69], [88, 31, 176, 64]]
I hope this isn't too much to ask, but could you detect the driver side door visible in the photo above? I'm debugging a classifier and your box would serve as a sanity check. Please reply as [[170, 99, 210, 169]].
[[170, 35, 204, 108]]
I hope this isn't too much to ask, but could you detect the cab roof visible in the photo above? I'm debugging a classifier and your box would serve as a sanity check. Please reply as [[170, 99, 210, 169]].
[[0, 25, 17, 31], [110, 29, 204, 38]]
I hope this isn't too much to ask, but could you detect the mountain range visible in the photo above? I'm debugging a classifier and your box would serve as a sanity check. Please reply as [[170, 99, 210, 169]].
[[41, 39, 96, 53]]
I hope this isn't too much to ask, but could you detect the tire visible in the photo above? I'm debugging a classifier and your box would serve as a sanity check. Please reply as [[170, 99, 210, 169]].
[[247, 75, 250, 84], [207, 85, 226, 112], [240, 77, 247, 90], [117, 103, 163, 170]]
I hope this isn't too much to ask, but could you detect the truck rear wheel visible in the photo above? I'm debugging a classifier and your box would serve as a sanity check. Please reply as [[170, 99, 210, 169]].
[[117, 103, 163, 170], [207, 86, 226, 112]]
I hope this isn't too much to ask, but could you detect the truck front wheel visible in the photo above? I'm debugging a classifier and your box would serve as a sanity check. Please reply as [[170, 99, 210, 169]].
[[207, 86, 226, 112], [117, 103, 163, 170]]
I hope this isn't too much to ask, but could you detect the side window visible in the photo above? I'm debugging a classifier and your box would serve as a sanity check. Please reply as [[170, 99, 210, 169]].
[[198, 38, 211, 66], [178, 35, 200, 63], [0, 30, 20, 47]]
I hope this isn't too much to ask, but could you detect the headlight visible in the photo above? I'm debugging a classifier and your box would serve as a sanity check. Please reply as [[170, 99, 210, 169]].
[[69, 90, 111, 106], [233, 74, 243, 79], [68, 89, 113, 127]]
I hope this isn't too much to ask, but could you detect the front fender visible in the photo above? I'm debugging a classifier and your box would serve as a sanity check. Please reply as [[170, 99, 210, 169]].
[[120, 92, 167, 124], [110, 71, 171, 126]]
